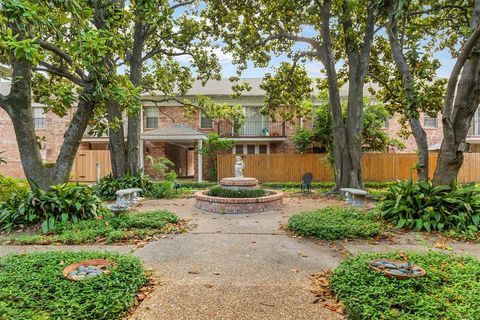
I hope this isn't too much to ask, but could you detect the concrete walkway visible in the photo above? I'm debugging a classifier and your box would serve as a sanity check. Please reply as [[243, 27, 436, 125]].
[[1, 196, 479, 319]]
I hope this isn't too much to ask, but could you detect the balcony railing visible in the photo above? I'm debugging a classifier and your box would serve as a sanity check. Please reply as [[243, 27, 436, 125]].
[[468, 110, 480, 136], [217, 120, 286, 137]]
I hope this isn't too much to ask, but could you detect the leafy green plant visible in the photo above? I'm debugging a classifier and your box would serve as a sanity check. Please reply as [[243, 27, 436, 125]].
[[0, 251, 147, 320], [0, 184, 108, 233], [197, 133, 236, 181], [177, 181, 216, 189], [330, 252, 480, 320], [292, 127, 314, 153], [207, 185, 267, 198], [94, 173, 156, 200], [146, 155, 175, 177], [288, 207, 382, 240], [380, 179, 480, 235], [0, 175, 29, 203], [4, 210, 181, 245]]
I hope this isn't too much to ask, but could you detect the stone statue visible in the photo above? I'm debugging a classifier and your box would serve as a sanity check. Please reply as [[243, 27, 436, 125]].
[[234, 156, 244, 178]]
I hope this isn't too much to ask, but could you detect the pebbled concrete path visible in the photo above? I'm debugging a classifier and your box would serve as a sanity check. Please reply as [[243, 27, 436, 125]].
[[1, 196, 479, 319]]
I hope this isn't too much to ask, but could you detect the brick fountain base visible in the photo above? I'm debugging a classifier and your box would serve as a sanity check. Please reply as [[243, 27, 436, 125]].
[[194, 177, 284, 214]]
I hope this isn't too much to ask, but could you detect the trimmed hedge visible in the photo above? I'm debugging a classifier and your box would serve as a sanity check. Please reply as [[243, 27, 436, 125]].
[[207, 185, 267, 198]]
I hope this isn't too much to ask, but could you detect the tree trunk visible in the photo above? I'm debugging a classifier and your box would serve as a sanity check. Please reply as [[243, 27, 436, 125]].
[[386, 4, 429, 181], [433, 0, 480, 185], [4, 59, 95, 190], [126, 22, 146, 175], [107, 100, 128, 178]]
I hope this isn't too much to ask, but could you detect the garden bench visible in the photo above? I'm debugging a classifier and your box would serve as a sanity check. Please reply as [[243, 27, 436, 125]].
[[115, 188, 143, 206], [340, 188, 368, 208]]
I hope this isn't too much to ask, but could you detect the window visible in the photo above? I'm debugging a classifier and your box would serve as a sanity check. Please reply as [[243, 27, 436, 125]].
[[233, 143, 270, 154], [200, 113, 213, 128], [246, 145, 256, 154], [235, 145, 244, 154], [424, 115, 438, 128], [145, 107, 158, 128], [259, 145, 268, 154], [33, 107, 45, 130]]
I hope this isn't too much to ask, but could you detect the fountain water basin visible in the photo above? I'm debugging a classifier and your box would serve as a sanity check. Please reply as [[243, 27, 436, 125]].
[[195, 177, 283, 214]]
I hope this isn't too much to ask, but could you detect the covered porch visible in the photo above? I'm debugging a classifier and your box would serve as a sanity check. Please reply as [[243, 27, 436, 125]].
[[141, 125, 207, 182]]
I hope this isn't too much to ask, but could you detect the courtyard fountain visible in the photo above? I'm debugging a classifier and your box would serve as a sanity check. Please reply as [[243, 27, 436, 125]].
[[194, 156, 284, 214]]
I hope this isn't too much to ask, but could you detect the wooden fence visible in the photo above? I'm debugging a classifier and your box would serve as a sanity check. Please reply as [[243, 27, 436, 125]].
[[217, 153, 480, 183], [71, 150, 111, 182]]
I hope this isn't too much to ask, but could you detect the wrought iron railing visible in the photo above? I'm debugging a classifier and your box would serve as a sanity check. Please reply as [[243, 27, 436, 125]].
[[217, 120, 286, 137]]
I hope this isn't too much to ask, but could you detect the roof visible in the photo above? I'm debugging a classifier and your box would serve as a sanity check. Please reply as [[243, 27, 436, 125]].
[[141, 124, 207, 141], [144, 78, 380, 99]]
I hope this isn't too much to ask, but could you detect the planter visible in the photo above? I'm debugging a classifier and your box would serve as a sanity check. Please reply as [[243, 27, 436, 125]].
[[63, 259, 114, 281]]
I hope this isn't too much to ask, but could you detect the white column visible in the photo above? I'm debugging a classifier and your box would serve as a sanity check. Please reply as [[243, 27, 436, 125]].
[[139, 139, 144, 173], [197, 139, 203, 182], [139, 108, 144, 172]]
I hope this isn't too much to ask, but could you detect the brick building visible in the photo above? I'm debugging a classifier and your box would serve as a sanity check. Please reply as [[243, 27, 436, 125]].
[[0, 76, 477, 180]]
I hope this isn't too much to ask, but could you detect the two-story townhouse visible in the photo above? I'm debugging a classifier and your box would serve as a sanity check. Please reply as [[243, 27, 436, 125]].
[[0, 76, 475, 181]]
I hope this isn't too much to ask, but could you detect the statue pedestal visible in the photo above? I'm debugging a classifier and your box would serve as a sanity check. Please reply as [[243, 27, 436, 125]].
[[219, 177, 259, 190]]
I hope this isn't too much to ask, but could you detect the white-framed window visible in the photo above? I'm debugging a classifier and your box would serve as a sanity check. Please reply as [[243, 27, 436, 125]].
[[200, 113, 213, 128], [145, 107, 158, 129], [424, 115, 438, 128], [33, 107, 46, 130], [232, 143, 270, 155]]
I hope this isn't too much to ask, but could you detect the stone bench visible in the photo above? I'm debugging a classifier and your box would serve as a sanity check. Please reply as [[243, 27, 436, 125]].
[[340, 188, 368, 208], [115, 188, 143, 206]]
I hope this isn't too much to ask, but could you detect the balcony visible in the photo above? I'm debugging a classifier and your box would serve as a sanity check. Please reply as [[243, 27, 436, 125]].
[[217, 120, 286, 138], [467, 109, 480, 138]]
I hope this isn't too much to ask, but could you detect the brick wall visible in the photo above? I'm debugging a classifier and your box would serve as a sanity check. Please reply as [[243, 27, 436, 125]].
[[0, 108, 71, 178]]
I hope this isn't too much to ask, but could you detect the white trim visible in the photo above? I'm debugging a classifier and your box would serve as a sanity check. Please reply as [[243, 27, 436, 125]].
[[223, 137, 286, 142], [197, 139, 203, 182], [232, 142, 270, 155]]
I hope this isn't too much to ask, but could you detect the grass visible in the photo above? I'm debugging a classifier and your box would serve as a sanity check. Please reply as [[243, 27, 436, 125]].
[[330, 252, 480, 320], [288, 207, 382, 240], [3, 210, 182, 245], [0, 251, 147, 320], [207, 185, 267, 198]]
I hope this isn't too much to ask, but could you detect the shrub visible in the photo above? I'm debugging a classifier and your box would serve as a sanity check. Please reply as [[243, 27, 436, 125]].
[[0, 184, 108, 233], [330, 252, 480, 320], [177, 181, 216, 189], [380, 179, 480, 234], [0, 175, 29, 203], [0, 251, 147, 320], [4, 210, 181, 245], [207, 185, 267, 198], [94, 173, 156, 200], [288, 207, 381, 240]]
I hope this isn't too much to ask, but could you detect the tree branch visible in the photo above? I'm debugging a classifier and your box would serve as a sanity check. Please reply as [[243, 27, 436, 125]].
[[258, 32, 321, 50], [444, 23, 480, 120], [169, 1, 194, 11], [142, 47, 191, 62], [35, 62, 86, 87], [37, 40, 86, 80]]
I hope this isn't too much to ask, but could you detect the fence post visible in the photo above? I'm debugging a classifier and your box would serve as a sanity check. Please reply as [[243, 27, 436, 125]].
[[96, 162, 101, 183]]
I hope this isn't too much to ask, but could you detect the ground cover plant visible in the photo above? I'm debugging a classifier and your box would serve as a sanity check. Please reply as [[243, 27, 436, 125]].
[[288, 207, 381, 240], [330, 252, 480, 320], [0, 251, 147, 320], [0, 183, 108, 233], [380, 179, 480, 238], [2, 210, 181, 245], [207, 185, 267, 198]]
